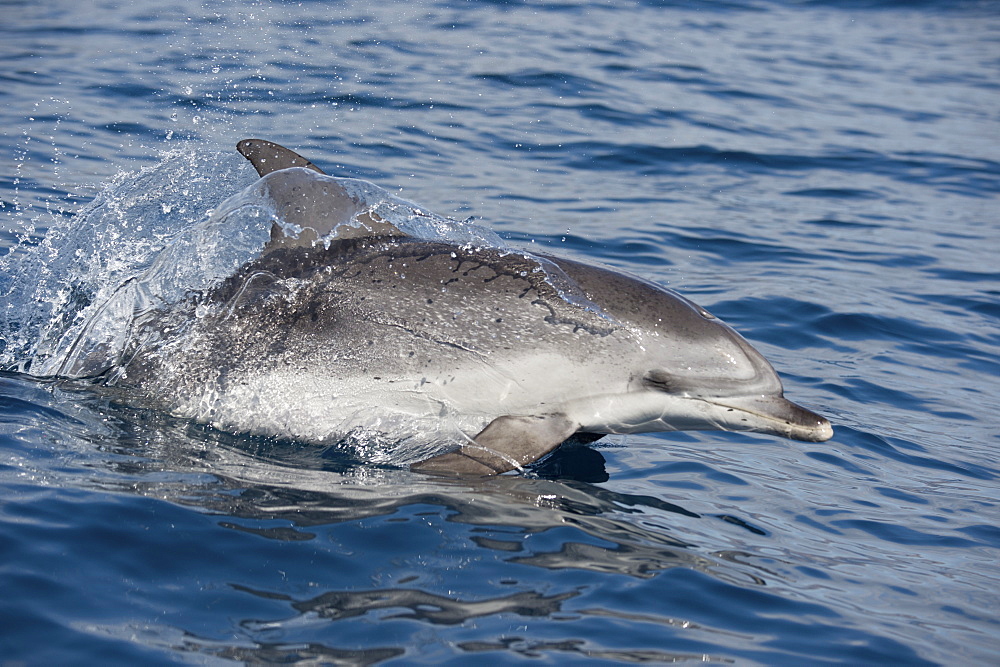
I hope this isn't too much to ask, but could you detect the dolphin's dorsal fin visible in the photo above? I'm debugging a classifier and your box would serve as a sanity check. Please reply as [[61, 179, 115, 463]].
[[256, 168, 409, 250], [237, 138, 326, 176], [238, 140, 409, 250]]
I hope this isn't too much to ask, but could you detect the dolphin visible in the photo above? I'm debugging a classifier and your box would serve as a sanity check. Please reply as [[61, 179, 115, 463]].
[[107, 139, 832, 476]]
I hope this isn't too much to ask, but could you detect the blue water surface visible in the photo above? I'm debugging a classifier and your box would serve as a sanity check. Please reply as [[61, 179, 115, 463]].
[[2, 0, 999, 664]]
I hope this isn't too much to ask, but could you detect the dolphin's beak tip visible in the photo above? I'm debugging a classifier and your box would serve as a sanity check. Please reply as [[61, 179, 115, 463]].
[[780, 397, 834, 443], [813, 420, 834, 442], [797, 414, 833, 442]]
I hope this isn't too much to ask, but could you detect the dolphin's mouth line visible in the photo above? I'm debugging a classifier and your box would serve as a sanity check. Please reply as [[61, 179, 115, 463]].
[[699, 397, 784, 422], [695, 395, 833, 442]]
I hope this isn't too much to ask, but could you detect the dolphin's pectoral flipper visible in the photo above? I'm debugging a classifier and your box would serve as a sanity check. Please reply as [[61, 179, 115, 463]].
[[237, 139, 326, 176], [411, 414, 581, 475]]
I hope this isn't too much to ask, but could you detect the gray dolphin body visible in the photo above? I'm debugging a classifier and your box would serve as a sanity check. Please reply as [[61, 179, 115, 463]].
[[110, 139, 832, 475]]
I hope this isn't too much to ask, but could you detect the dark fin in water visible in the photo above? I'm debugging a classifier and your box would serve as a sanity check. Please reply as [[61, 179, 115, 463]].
[[255, 168, 409, 251], [411, 414, 580, 476], [236, 139, 409, 249], [237, 139, 326, 176]]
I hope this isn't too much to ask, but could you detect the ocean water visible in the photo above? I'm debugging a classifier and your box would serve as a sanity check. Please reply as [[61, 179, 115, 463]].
[[2, 0, 999, 664]]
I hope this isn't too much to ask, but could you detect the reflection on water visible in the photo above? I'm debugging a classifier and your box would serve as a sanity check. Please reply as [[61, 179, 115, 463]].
[[458, 637, 729, 664], [240, 584, 580, 625], [135, 423, 728, 583]]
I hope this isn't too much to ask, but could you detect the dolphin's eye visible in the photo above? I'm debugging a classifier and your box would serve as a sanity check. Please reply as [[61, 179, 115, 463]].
[[642, 369, 678, 393]]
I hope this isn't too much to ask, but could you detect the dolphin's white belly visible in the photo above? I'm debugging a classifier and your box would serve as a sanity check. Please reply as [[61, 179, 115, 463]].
[[165, 347, 649, 450]]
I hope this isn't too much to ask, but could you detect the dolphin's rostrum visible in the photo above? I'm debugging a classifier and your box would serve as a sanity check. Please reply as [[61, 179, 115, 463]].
[[109, 139, 832, 475]]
